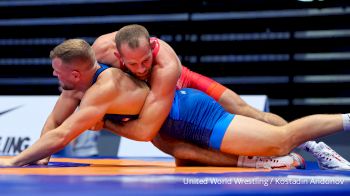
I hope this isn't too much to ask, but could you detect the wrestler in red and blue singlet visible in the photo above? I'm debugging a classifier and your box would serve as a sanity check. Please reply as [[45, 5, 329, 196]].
[[117, 37, 228, 101], [97, 52, 235, 150]]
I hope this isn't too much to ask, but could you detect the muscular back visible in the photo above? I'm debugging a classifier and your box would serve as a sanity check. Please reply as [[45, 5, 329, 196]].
[[97, 68, 150, 115]]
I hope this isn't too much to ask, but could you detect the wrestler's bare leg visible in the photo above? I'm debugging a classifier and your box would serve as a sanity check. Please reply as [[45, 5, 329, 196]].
[[151, 133, 305, 169], [220, 114, 343, 156], [151, 133, 237, 167]]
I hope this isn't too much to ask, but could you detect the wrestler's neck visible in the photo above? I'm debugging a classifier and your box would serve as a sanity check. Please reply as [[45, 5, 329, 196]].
[[76, 62, 100, 92]]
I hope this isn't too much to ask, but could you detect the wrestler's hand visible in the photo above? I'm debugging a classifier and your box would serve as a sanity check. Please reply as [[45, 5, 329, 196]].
[[0, 158, 14, 167], [90, 119, 105, 131], [104, 120, 119, 130], [32, 157, 50, 165]]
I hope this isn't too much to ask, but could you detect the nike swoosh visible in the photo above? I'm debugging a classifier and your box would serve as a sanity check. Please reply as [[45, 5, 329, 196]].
[[0, 105, 23, 116]]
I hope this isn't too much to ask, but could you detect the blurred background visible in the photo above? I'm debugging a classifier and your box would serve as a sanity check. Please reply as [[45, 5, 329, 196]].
[[0, 0, 349, 159]]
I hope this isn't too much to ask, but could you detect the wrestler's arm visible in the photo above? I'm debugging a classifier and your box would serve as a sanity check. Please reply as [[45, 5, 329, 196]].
[[35, 90, 81, 164], [105, 44, 181, 141], [92, 31, 119, 67], [105, 66, 178, 141], [0, 85, 114, 167]]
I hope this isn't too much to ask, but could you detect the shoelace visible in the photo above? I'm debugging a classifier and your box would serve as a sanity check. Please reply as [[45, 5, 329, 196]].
[[313, 147, 350, 170], [314, 150, 344, 169], [315, 151, 348, 169], [317, 152, 333, 162], [323, 145, 350, 165]]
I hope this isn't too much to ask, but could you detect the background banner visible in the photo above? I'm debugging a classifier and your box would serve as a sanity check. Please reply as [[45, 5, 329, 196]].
[[0, 96, 58, 155]]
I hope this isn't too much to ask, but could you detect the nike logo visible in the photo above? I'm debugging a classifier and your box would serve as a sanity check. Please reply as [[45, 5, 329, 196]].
[[0, 105, 22, 117]]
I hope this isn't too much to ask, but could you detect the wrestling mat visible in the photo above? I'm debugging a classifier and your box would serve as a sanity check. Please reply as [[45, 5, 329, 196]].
[[0, 157, 349, 195]]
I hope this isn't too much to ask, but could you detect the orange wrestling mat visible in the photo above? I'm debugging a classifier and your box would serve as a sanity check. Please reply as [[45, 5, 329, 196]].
[[1, 157, 349, 196], [0, 157, 268, 175]]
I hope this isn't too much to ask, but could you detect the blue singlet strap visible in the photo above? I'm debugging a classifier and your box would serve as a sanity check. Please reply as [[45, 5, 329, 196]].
[[92, 63, 110, 84]]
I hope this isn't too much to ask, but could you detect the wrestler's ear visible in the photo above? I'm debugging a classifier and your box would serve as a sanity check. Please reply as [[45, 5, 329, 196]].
[[150, 39, 156, 49], [71, 70, 81, 81], [114, 51, 121, 59]]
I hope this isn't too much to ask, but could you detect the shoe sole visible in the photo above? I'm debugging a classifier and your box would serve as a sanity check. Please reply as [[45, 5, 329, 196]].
[[290, 152, 306, 169]]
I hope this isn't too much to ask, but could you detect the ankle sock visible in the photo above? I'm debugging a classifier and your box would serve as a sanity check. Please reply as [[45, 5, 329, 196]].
[[298, 141, 317, 152], [342, 114, 350, 131]]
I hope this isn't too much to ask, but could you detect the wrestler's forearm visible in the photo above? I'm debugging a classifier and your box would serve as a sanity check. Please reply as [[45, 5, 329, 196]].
[[105, 121, 149, 141], [241, 104, 287, 126], [10, 130, 65, 166], [118, 91, 173, 141], [35, 117, 59, 164], [41, 122, 57, 136], [119, 59, 179, 141]]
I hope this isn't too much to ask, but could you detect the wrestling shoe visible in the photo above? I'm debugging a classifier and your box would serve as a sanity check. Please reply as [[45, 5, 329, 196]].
[[312, 142, 350, 170], [238, 153, 306, 169]]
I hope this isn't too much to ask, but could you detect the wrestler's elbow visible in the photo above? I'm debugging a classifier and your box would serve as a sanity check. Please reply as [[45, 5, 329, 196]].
[[135, 130, 158, 142], [92, 40, 109, 60], [134, 134, 155, 142]]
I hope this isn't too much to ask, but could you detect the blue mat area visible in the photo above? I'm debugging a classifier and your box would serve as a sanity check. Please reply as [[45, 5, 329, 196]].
[[0, 161, 349, 196], [0, 162, 90, 168], [35, 162, 90, 167]]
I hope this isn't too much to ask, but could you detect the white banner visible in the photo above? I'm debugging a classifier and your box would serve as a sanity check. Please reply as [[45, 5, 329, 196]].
[[0, 96, 58, 155], [0, 95, 269, 157]]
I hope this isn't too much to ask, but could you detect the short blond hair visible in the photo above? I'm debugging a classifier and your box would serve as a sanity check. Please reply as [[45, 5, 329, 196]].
[[115, 24, 150, 55], [50, 39, 95, 69]]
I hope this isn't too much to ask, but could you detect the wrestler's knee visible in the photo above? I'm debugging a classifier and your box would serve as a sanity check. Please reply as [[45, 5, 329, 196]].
[[171, 145, 197, 160], [175, 158, 205, 166], [151, 134, 177, 155], [151, 133, 194, 158], [269, 128, 294, 156], [271, 145, 291, 156]]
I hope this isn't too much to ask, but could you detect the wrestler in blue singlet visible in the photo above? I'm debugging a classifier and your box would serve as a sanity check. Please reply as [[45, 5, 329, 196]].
[[93, 63, 139, 122], [159, 88, 235, 150], [93, 64, 235, 150]]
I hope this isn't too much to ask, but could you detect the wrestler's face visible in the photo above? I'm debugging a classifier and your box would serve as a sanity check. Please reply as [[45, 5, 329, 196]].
[[119, 37, 153, 81], [52, 58, 77, 90]]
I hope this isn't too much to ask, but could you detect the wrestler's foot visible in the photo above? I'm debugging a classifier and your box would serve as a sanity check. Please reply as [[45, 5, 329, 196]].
[[312, 142, 350, 170], [238, 153, 306, 169]]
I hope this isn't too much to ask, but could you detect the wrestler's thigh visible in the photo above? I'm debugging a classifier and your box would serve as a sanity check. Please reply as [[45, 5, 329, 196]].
[[220, 115, 285, 156]]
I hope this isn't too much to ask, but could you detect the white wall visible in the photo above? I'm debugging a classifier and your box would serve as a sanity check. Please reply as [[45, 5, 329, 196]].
[[0, 96, 58, 155]]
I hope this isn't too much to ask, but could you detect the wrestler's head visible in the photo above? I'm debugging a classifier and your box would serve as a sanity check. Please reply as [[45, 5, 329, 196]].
[[50, 39, 95, 90], [115, 24, 153, 81]]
